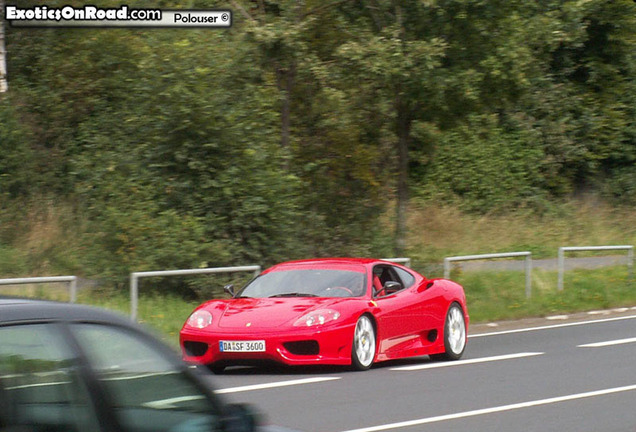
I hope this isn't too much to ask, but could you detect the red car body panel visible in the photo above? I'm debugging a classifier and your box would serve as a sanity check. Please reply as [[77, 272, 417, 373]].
[[180, 258, 468, 368]]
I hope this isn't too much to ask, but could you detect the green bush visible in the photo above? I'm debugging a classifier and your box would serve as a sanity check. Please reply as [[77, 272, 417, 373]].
[[419, 114, 547, 212]]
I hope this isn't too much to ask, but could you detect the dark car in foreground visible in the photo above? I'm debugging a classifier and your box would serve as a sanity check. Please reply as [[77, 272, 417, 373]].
[[0, 297, 260, 432]]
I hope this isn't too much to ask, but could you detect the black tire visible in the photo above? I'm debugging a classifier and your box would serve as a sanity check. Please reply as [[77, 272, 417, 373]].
[[351, 315, 376, 371], [431, 303, 466, 361]]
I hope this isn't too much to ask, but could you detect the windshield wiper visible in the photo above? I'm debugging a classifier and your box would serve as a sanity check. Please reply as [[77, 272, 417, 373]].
[[269, 293, 318, 298]]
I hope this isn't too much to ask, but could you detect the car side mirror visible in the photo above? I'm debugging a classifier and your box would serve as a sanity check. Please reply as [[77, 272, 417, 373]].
[[383, 281, 403, 295], [224, 284, 236, 297], [221, 403, 259, 432]]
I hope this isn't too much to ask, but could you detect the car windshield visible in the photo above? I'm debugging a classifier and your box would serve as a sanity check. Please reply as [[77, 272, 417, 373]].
[[238, 268, 366, 298]]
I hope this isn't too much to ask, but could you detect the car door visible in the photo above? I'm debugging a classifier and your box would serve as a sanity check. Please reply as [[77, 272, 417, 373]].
[[373, 264, 438, 360], [372, 265, 424, 357]]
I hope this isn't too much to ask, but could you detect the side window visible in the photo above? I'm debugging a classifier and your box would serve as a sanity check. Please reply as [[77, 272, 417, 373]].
[[372, 266, 386, 295], [373, 265, 408, 297], [71, 323, 222, 432], [0, 324, 100, 432], [394, 267, 416, 289], [373, 266, 393, 287]]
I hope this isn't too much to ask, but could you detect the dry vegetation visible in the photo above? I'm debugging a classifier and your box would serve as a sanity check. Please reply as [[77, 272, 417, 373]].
[[406, 198, 636, 270]]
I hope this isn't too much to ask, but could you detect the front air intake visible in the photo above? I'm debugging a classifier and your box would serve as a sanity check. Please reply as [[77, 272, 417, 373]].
[[283, 340, 319, 355], [184, 341, 208, 357]]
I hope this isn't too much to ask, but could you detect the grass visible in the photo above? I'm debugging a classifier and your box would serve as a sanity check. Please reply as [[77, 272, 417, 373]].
[[455, 266, 636, 323], [80, 290, 200, 346]]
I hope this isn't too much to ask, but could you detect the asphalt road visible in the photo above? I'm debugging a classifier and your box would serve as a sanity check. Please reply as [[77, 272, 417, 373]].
[[206, 309, 636, 432]]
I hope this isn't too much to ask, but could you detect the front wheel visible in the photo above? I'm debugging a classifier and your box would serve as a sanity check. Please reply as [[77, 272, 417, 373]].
[[432, 303, 466, 361], [351, 315, 376, 371]]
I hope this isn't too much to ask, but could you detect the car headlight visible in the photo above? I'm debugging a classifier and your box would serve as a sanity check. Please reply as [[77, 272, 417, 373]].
[[294, 309, 341, 327], [187, 310, 213, 329]]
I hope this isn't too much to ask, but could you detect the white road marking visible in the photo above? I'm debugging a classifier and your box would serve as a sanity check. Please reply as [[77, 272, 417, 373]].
[[389, 352, 543, 371], [578, 337, 636, 348], [103, 371, 176, 381], [143, 395, 205, 409], [338, 384, 636, 432], [470, 314, 636, 338], [214, 376, 341, 394], [5, 380, 71, 391], [587, 310, 611, 315], [546, 315, 569, 320]]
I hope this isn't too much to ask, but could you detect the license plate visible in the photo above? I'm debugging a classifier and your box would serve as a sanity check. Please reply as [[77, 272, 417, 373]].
[[219, 340, 266, 353]]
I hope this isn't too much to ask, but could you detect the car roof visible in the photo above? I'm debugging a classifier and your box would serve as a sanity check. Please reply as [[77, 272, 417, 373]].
[[265, 257, 412, 272], [272, 257, 388, 267], [0, 297, 132, 326], [262, 258, 381, 275]]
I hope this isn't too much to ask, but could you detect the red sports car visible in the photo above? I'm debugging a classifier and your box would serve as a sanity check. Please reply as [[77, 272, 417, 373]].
[[180, 258, 468, 373]]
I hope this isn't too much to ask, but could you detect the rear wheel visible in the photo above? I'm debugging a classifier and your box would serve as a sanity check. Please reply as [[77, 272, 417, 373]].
[[351, 315, 376, 371], [432, 303, 466, 361]]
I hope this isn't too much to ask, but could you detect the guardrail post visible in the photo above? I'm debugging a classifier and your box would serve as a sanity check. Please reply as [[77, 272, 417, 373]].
[[525, 255, 532, 298], [443, 258, 451, 280], [558, 247, 565, 291], [70, 276, 77, 303], [131, 273, 139, 321]]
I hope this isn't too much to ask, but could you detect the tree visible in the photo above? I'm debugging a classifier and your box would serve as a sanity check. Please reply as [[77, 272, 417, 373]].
[[0, 0, 8, 93], [230, 0, 390, 256], [0, 99, 32, 199], [230, 0, 356, 154], [335, 1, 447, 255]]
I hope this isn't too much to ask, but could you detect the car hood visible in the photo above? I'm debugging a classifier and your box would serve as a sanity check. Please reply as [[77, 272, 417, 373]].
[[211, 297, 348, 329]]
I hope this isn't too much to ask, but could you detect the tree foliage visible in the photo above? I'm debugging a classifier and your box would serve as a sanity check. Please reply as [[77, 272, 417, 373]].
[[1, 0, 635, 284]]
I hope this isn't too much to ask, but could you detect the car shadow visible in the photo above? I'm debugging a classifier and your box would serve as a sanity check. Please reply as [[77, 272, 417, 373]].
[[215, 356, 435, 376], [371, 355, 434, 369], [219, 364, 347, 376]]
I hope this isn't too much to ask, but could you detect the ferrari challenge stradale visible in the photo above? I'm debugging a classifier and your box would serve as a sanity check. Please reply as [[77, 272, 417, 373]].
[[180, 258, 468, 373]]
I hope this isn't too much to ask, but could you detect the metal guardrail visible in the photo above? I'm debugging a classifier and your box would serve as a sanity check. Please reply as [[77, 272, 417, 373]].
[[444, 252, 532, 298], [382, 257, 411, 268], [558, 245, 634, 291], [7, 246, 634, 320], [0, 276, 78, 302], [130, 265, 262, 321]]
